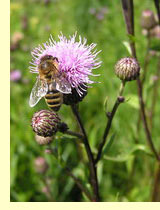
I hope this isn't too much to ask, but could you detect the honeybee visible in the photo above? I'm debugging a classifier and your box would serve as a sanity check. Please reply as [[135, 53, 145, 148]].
[[29, 55, 71, 111]]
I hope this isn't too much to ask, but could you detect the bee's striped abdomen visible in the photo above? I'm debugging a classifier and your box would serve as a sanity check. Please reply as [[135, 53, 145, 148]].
[[44, 89, 63, 112]]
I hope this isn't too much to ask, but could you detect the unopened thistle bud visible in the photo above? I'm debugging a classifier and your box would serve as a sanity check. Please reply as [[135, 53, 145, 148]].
[[63, 84, 88, 105], [35, 134, 53, 145], [34, 156, 49, 173], [31, 110, 61, 137], [115, 58, 140, 81], [118, 96, 125, 103], [141, 10, 157, 30]]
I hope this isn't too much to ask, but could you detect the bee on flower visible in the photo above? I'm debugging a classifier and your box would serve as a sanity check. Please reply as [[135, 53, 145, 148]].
[[29, 32, 101, 109]]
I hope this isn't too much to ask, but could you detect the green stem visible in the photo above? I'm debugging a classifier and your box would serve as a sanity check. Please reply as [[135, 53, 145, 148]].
[[95, 81, 126, 164], [64, 130, 84, 139], [153, 0, 160, 26], [64, 167, 94, 202], [46, 146, 94, 201], [42, 176, 55, 202], [152, 162, 160, 201], [71, 104, 100, 201]]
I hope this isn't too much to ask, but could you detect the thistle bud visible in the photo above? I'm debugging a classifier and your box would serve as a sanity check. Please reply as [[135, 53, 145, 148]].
[[63, 84, 87, 105], [141, 10, 157, 30], [31, 110, 61, 137], [45, 148, 52, 154], [118, 96, 125, 103], [150, 25, 160, 39], [34, 157, 48, 174], [115, 57, 140, 81], [35, 134, 53, 145]]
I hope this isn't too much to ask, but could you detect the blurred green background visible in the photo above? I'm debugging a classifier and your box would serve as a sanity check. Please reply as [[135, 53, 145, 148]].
[[10, 0, 160, 202]]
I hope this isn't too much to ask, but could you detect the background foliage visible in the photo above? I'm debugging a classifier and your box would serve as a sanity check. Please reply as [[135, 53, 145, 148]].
[[10, 0, 160, 201]]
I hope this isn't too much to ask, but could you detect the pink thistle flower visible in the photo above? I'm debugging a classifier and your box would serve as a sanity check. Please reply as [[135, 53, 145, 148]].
[[29, 33, 101, 96], [10, 70, 22, 82]]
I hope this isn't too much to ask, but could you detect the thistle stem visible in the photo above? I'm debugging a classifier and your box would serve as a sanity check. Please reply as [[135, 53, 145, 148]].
[[47, 146, 94, 201], [136, 78, 160, 161], [95, 81, 126, 164], [64, 130, 84, 139], [42, 176, 55, 201], [153, 0, 160, 26], [136, 31, 151, 138], [121, 0, 160, 161], [141, 31, 151, 85], [71, 104, 100, 201], [152, 162, 160, 201], [64, 167, 94, 202]]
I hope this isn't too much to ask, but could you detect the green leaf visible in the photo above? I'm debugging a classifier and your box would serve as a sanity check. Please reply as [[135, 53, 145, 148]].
[[102, 133, 116, 157], [103, 96, 109, 112], [125, 94, 139, 109], [60, 178, 74, 198], [150, 38, 160, 52], [122, 41, 132, 55], [51, 147, 58, 159], [103, 144, 153, 162], [127, 34, 137, 43], [126, 155, 135, 173], [103, 155, 133, 162], [97, 161, 104, 184]]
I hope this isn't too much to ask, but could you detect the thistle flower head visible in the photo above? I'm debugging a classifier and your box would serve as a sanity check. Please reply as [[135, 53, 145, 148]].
[[31, 110, 61, 137], [29, 33, 101, 96], [10, 70, 22, 82], [115, 57, 140, 81]]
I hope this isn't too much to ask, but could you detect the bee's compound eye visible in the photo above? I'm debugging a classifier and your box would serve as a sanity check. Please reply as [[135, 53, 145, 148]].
[[53, 57, 59, 62], [47, 55, 53, 59]]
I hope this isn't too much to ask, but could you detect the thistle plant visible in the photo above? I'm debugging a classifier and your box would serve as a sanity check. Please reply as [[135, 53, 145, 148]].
[[29, 30, 141, 201], [26, 1, 160, 202]]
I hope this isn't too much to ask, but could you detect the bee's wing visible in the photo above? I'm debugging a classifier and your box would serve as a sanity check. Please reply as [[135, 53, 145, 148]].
[[55, 77, 72, 94], [29, 77, 48, 107]]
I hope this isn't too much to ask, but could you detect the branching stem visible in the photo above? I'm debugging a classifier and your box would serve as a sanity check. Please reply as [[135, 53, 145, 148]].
[[64, 167, 94, 201], [95, 81, 126, 164], [47, 145, 94, 201], [71, 104, 100, 201]]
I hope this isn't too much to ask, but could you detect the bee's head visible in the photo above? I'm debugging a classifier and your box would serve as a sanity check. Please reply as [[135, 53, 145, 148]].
[[38, 61, 50, 74], [40, 55, 58, 63], [38, 55, 58, 73]]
